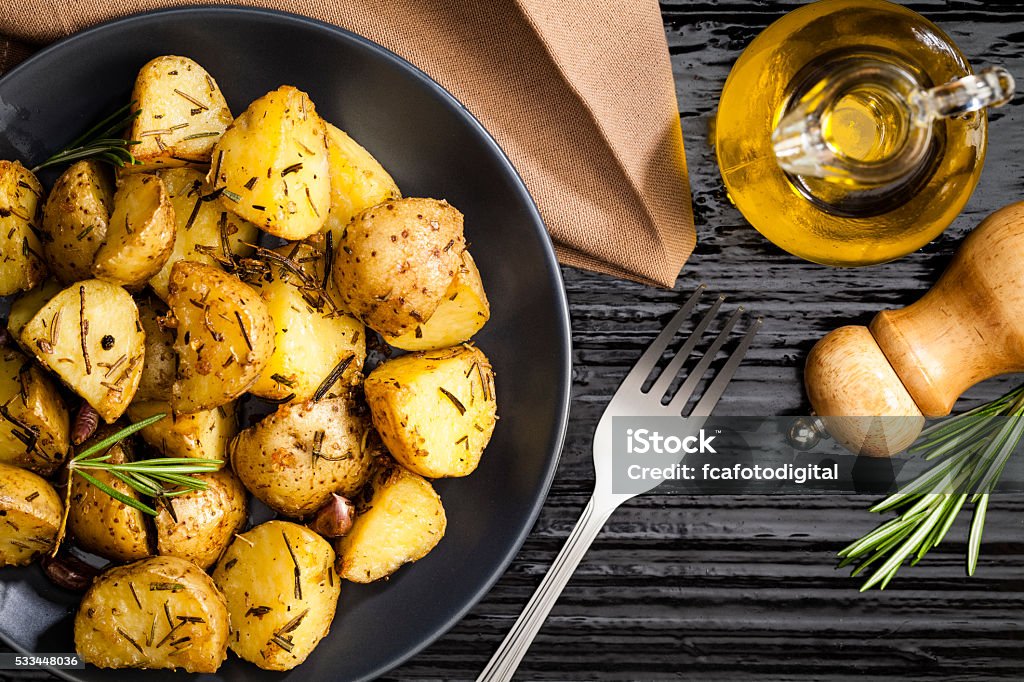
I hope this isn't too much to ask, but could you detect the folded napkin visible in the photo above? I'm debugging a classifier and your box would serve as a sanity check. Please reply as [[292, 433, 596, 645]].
[[0, 0, 695, 287]]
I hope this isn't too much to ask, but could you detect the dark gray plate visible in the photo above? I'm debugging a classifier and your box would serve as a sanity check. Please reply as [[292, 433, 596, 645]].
[[0, 8, 571, 681]]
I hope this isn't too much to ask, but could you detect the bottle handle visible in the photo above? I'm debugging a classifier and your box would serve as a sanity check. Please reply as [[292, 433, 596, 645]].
[[911, 66, 1015, 124]]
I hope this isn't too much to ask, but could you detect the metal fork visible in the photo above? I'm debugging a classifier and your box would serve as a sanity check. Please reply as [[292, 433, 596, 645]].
[[477, 285, 761, 682]]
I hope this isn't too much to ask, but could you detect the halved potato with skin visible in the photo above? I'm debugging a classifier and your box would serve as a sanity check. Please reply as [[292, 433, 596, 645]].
[[0, 348, 70, 476], [208, 85, 331, 240], [0, 462, 63, 566], [92, 173, 176, 288], [40, 160, 115, 283], [0, 160, 47, 296], [126, 55, 234, 171], [321, 122, 400, 243], [155, 468, 247, 569], [127, 400, 236, 463], [20, 280, 145, 423]]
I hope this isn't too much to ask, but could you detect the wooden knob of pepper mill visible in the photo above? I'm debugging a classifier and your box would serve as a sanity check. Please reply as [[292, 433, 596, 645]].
[[806, 202, 1024, 457]]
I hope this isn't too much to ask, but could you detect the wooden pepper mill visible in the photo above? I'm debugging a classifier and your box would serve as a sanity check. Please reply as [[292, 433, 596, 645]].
[[806, 202, 1024, 456]]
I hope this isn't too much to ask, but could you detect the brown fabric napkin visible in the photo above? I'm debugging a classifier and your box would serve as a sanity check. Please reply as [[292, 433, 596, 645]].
[[0, 0, 694, 287]]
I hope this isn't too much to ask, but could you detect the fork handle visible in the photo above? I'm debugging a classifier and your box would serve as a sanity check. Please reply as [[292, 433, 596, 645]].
[[477, 494, 614, 682]]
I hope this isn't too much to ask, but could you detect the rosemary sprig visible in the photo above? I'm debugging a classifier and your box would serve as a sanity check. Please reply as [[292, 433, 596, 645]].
[[838, 385, 1024, 590], [31, 101, 143, 173]]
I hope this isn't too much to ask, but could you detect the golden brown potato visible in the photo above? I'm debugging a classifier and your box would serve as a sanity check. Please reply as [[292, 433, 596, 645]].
[[207, 85, 331, 240], [126, 55, 233, 171], [40, 160, 115, 283], [0, 160, 47, 295], [92, 173, 176, 288], [230, 397, 377, 517], [321, 122, 400, 242], [68, 440, 152, 562], [6, 280, 62, 350], [0, 348, 70, 475], [127, 400, 236, 462], [154, 468, 247, 569], [335, 465, 445, 583], [19, 280, 145, 423], [149, 168, 258, 300], [384, 250, 490, 351], [364, 344, 497, 478], [332, 197, 466, 336], [0, 462, 62, 566], [75, 556, 230, 672], [166, 262, 274, 413], [212, 520, 340, 671], [249, 243, 365, 402], [134, 296, 176, 402]]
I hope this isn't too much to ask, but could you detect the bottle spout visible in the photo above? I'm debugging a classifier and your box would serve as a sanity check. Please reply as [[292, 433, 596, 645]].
[[910, 66, 1015, 125]]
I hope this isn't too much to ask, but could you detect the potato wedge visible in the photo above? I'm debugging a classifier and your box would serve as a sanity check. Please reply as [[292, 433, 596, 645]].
[[212, 520, 339, 671], [0, 160, 47, 295], [321, 122, 400, 242], [68, 440, 152, 562], [75, 556, 229, 672], [207, 85, 331, 240], [149, 168, 258, 300], [126, 55, 233, 171], [166, 262, 274, 413], [0, 462, 62, 566], [249, 243, 365, 401], [384, 250, 490, 351], [364, 344, 497, 478], [335, 465, 445, 583], [20, 280, 145, 423], [39, 160, 115, 283], [332, 197, 466, 336], [134, 296, 176, 402], [0, 348, 70, 475], [92, 173, 176, 288], [127, 400, 236, 462], [155, 469, 247, 569], [230, 397, 376, 517], [6, 280, 62, 349]]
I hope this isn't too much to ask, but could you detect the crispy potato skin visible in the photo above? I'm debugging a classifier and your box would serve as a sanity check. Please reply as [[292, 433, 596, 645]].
[[75, 556, 230, 672], [332, 197, 466, 337], [0, 348, 70, 475], [167, 262, 275, 413], [365, 344, 497, 478], [336, 465, 445, 583], [40, 160, 114, 283], [212, 521, 340, 671], [0, 462, 62, 566], [126, 56, 233, 171], [230, 397, 376, 517], [20, 280, 145, 423], [92, 174, 177, 288], [321, 122, 400, 242], [208, 85, 331, 240], [133, 296, 176, 402], [0, 161, 47, 296], [154, 469, 247, 569], [127, 400, 236, 463]]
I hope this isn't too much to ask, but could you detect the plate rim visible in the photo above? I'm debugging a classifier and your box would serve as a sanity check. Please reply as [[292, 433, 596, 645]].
[[0, 6, 573, 681]]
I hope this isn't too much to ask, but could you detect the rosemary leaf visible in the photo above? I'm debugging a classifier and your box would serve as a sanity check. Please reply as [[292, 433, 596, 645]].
[[967, 493, 989, 576], [74, 469, 157, 516]]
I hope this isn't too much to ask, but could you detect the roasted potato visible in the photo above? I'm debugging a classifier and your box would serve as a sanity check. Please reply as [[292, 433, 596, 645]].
[[249, 243, 364, 401], [321, 122, 400, 242], [0, 160, 47, 295], [92, 173, 176, 288], [6, 280, 62, 349], [127, 400, 236, 462], [384, 250, 490, 351], [335, 465, 445, 583], [75, 556, 230, 672], [0, 462, 62, 566], [230, 397, 376, 517], [207, 85, 331, 240], [20, 280, 145, 423], [39, 160, 115, 283], [134, 296, 176, 402], [212, 520, 340, 671], [154, 468, 247, 569], [0, 348, 70, 475], [332, 197, 466, 336], [149, 168, 258, 300], [126, 55, 233, 171], [68, 440, 152, 562], [365, 344, 497, 478], [166, 262, 274, 413]]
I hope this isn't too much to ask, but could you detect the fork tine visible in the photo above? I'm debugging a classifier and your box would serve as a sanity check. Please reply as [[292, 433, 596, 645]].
[[666, 306, 745, 413], [689, 317, 762, 417], [645, 295, 725, 399], [621, 284, 706, 388]]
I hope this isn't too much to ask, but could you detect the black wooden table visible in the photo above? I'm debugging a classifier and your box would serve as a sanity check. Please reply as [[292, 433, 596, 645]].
[[6, 2, 1024, 681]]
